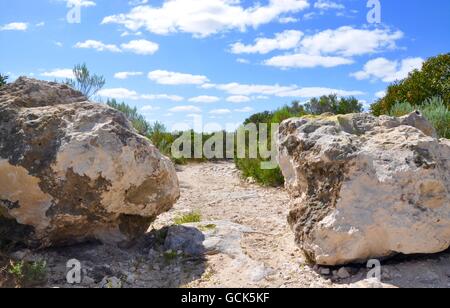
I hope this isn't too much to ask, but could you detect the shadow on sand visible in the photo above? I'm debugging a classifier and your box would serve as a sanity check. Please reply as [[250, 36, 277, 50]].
[[37, 226, 208, 288]]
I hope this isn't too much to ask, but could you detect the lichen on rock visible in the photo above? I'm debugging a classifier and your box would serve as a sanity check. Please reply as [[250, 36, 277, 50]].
[[0, 77, 180, 248], [278, 112, 450, 266]]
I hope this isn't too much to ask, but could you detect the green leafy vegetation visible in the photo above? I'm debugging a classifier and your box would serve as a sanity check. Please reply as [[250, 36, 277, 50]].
[[198, 224, 217, 232], [174, 212, 202, 225], [0, 74, 8, 87], [389, 97, 450, 139], [234, 96, 363, 187], [106, 99, 150, 136], [388, 101, 415, 117], [371, 53, 450, 115], [305, 95, 363, 115], [106, 99, 233, 164], [8, 259, 47, 287], [163, 250, 179, 263], [234, 101, 308, 187], [65, 63, 105, 98]]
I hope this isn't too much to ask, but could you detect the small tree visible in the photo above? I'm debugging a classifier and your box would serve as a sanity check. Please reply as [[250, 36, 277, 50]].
[[305, 94, 363, 115], [0, 74, 9, 87], [335, 96, 364, 114], [371, 53, 450, 115], [305, 95, 338, 115], [106, 99, 150, 136], [65, 63, 105, 98]]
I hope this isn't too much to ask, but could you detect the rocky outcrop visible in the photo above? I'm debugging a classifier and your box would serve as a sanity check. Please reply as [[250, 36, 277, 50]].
[[278, 112, 450, 266], [0, 77, 180, 248]]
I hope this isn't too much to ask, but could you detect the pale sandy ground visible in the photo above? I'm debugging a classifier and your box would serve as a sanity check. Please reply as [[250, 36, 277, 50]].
[[17, 161, 450, 288]]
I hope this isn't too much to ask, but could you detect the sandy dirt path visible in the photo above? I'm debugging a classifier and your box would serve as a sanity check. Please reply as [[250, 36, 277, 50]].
[[153, 162, 450, 288], [8, 161, 450, 288], [154, 161, 324, 288]]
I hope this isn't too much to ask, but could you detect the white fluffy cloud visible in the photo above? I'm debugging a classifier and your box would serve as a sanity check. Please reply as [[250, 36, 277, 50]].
[[234, 107, 254, 113], [120, 39, 159, 55], [264, 53, 353, 68], [314, 0, 344, 10], [66, 0, 96, 7], [41, 69, 74, 79], [98, 88, 139, 99], [114, 71, 143, 79], [144, 69, 363, 100], [98, 88, 184, 101], [75, 40, 121, 52], [169, 105, 202, 113], [226, 95, 251, 103], [188, 96, 220, 103], [102, 0, 310, 38], [300, 26, 403, 57], [209, 109, 231, 115], [234, 26, 404, 69], [279, 16, 298, 24], [148, 70, 209, 85], [236, 58, 250, 64], [0, 22, 28, 31], [375, 91, 386, 99], [75, 39, 158, 55], [285, 87, 364, 97], [207, 82, 363, 98], [140, 105, 161, 112], [351, 57, 424, 82], [141, 94, 184, 101], [230, 30, 303, 54]]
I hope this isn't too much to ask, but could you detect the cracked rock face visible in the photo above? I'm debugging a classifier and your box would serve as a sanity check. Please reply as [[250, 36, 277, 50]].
[[278, 112, 450, 266], [0, 77, 180, 248]]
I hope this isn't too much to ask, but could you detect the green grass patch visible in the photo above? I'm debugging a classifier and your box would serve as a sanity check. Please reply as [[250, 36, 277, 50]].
[[174, 212, 202, 225], [8, 259, 47, 287], [389, 96, 450, 139], [198, 224, 217, 232], [163, 250, 179, 263]]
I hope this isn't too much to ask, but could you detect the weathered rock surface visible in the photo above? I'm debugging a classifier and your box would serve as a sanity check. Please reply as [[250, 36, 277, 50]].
[[278, 112, 450, 266], [0, 77, 180, 248]]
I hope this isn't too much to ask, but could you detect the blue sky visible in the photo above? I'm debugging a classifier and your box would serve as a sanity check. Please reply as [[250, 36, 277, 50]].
[[1, 0, 449, 131]]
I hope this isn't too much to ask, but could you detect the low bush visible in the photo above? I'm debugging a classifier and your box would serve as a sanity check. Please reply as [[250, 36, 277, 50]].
[[235, 157, 284, 187], [234, 101, 307, 187], [0, 74, 8, 87], [174, 212, 202, 225], [8, 259, 47, 287], [372, 53, 450, 115], [234, 96, 365, 187], [388, 96, 450, 139]]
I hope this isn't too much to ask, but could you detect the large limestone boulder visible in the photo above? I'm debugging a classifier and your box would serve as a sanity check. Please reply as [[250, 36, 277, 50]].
[[278, 112, 450, 266], [0, 77, 180, 248]]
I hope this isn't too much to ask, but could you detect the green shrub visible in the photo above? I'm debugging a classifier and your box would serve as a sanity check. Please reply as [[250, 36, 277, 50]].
[[420, 97, 450, 139], [0, 74, 8, 87], [107, 99, 150, 136], [234, 101, 304, 187], [372, 53, 450, 115], [305, 95, 363, 115], [235, 97, 364, 187], [235, 157, 284, 187], [174, 212, 202, 225], [388, 101, 415, 117], [389, 97, 450, 139], [65, 63, 105, 98], [9, 259, 47, 286], [163, 250, 179, 263]]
